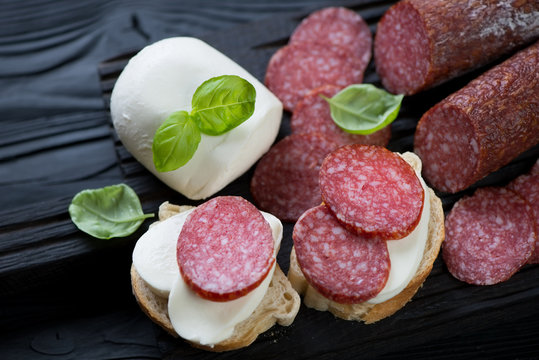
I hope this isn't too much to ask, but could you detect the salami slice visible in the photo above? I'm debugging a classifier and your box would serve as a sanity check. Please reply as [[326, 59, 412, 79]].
[[508, 174, 539, 264], [290, 7, 372, 74], [443, 187, 536, 285], [532, 159, 539, 175], [293, 204, 390, 304], [265, 42, 364, 111], [320, 144, 424, 240], [177, 196, 275, 301], [414, 41, 539, 193], [291, 85, 391, 147], [251, 133, 340, 222], [374, 0, 539, 95]]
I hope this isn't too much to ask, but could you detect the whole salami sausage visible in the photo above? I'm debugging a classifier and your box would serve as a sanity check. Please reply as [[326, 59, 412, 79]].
[[443, 187, 536, 285], [508, 174, 539, 264], [291, 85, 391, 147], [414, 41, 539, 194], [177, 196, 275, 301], [293, 204, 390, 304], [374, 0, 539, 95]]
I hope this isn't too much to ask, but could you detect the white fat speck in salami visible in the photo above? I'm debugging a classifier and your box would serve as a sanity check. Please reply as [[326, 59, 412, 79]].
[[177, 196, 275, 301], [293, 204, 390, 304], [508, 174, 539, 264], [320, 144, 424, 240], [291, 85, 391, 147], [265, 42, 364, 112], [531, 159, 539, 175], [290, 7, 372, 74], [251, 133, 340, 222], [443, 187, 536, 285]]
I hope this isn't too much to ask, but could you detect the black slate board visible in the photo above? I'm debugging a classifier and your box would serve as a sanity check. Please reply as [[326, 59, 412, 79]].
[[1, 0, 538, 358]]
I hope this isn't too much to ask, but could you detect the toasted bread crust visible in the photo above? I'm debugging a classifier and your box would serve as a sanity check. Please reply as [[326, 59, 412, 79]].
[[288, 152, 445, 323], [131, 202, 300, 351]]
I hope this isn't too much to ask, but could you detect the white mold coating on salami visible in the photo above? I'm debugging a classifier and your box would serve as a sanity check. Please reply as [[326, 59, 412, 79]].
[[320, 145, 424, 240], [251, 133, 340, 222], [290, 7, 372, 73], [265, 42, 364, 111], [291, 85, 391, 147], [443, 187, 536, 285], [508, 174, 539, 264], [293, 204, 390, 304], [177, 196, 275, 301]]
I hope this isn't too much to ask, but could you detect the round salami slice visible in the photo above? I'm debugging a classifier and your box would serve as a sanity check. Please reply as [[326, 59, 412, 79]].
[[265, 42, 364, 111], [291, 84, 391, 147], [251, 133, 340, 222], [293, 204, 390, 304], [532, 159, 539, 175], [177, 196, 275, 301], [290, 7, 372, 74], [443, 187, 536, 285], [320, 144, 424, 240], [508, 174, 539, 264]]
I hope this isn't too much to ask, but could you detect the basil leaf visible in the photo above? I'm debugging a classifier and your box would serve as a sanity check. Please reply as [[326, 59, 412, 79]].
[[69, 184, 154, 239], [323, 84, 404, 135], [191, 75, 256, 136], [152, 110, 201, 172]]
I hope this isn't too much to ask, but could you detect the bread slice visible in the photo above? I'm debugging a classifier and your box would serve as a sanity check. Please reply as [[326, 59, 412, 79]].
[[131, 202, 301, 351], [288, 152, 445, 323]]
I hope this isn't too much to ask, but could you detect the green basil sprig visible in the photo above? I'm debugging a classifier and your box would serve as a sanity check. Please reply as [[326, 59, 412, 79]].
[[69, 184, 154, 239], [152, 75, 256, 172], [322, 84, 403, 135]]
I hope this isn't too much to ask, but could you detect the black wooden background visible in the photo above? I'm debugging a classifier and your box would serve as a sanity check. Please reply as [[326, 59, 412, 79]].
[[1, 0, 538, 359]]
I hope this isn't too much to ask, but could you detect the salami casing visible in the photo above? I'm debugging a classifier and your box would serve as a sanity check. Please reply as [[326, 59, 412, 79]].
[[291, 85, 391, 147], [177, 196, 275, 301], [320, 144, 424, 240], [414, 41, 539, 193], [374, 0, 539, 95], [508, 174, 539, 264], [290, 7, 372, 74], [251, 133, 339, 222], [443, 187, 536, 285], [293, 204, 390, 304], [265, 42, 364, 111]]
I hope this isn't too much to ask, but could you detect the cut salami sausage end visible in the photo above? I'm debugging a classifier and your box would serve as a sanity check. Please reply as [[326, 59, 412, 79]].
[[251, 133, 340, 222], [320, 144, 425, 240], [414, 104, 479, 193], [374, 1, 430, 95], [177, 196, 275, 302], [293, 204, 390, 304], [443, 187, 536, 285]]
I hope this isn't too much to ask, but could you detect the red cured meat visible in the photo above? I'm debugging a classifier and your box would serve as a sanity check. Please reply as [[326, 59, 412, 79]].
[[374, 0, 539, 95], [293, 204, 390, 304], [508, 174, 539, 264], [177, 196, 275, 301], [532, 159, 539, 175], [443, 187, 536, 285], [414, 41, 539, 193], [251, 133, 340, 222], [291, 84, 391, 147], [265, 42, 364, 111], [320, 144, 424, 240], [290, 7, 372, 74]]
